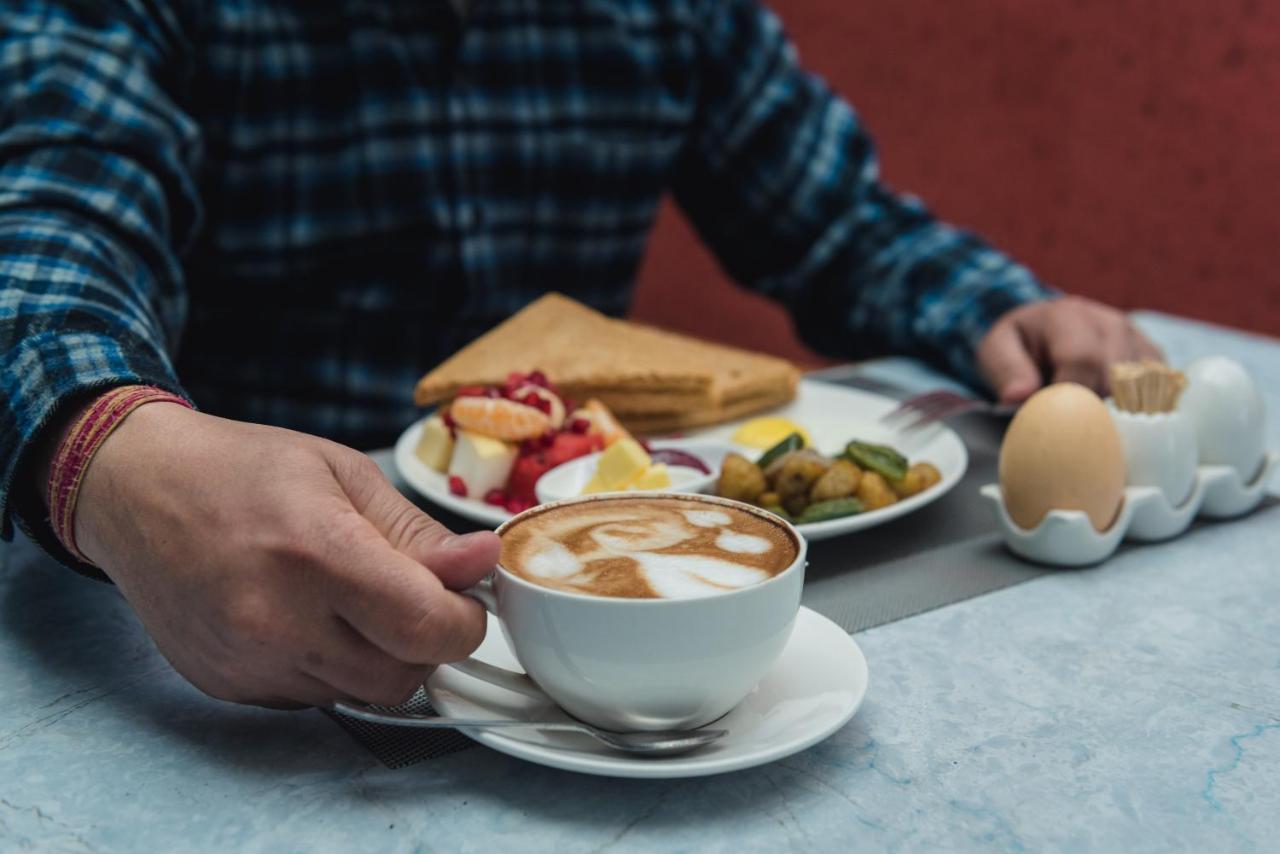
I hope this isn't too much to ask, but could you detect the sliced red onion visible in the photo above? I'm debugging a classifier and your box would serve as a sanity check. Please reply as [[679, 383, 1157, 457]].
[[648, 448, 711, 474]]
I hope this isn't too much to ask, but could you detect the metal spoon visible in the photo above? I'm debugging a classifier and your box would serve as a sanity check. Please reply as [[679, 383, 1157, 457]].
[[332, 702, 727, 756]]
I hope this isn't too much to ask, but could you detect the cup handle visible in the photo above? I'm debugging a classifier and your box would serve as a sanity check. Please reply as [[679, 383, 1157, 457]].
[[460, 575, 498, 613], [453, 576, 546, 700]]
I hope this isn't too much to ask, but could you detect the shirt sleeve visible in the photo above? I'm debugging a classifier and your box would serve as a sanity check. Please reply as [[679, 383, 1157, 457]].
[[673, 0, 1056, 387], [0, 1, 202, 566]]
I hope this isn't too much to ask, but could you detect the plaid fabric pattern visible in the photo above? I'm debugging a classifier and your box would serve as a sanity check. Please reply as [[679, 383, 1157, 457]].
[[0, 0, 1053, 549]]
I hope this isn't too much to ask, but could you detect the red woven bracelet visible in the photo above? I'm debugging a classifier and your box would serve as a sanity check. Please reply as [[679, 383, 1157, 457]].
[[47, 385, 192, 564]]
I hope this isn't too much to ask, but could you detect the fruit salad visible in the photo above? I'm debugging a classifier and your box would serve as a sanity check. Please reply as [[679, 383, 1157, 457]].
[[413, 370, 629, 514]]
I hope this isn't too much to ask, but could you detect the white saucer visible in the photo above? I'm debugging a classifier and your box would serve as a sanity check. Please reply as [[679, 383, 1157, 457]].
[[426, 607, 867, 779]]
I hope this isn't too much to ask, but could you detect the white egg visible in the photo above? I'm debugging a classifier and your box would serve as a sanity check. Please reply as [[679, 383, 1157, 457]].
[[1178, 356, 1265, 480], [1108, 404, 1198, 507]]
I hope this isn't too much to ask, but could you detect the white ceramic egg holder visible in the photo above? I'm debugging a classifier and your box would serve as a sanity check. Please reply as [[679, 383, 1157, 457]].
[[982, 407, 1279, 568]]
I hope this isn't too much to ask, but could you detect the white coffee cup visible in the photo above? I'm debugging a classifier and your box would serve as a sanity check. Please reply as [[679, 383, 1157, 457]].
[[457, 492, 807, 731]]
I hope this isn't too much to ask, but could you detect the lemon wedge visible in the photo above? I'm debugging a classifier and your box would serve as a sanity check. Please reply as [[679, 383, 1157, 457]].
[[731, 417, 811, 449]]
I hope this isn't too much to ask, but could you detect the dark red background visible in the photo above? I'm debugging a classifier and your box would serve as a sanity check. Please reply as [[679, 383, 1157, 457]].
[[632, 0, 1280, 365]]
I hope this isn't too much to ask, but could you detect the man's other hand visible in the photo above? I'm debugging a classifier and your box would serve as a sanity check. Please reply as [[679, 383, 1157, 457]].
[[72, 403, 499, 709], [977, 296, 1163, 404]]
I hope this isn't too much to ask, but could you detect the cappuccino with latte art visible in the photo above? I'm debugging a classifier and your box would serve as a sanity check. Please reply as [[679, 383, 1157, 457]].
[[501, 495, 798, 599]]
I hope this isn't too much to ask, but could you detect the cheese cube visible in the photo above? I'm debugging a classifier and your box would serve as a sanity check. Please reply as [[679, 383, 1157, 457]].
[[414, 415, 454, 472], [626, 463, 671, 491], [582, 438, 651, 494], [448, 430, 517, 498]]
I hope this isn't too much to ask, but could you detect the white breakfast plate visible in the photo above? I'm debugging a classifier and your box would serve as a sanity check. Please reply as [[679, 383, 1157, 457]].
[[394, 379, 969, 540], [427, 607, 868, 779]]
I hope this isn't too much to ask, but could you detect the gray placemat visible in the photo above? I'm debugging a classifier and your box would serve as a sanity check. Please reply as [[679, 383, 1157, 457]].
[[324, 689, 475, 767]]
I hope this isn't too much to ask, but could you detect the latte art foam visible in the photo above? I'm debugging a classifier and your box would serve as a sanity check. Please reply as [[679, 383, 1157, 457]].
[[500, 496, 797, 599]]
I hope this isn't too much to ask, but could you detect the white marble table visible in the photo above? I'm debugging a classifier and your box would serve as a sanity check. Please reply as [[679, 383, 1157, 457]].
[[2, 312, 1277, 852]]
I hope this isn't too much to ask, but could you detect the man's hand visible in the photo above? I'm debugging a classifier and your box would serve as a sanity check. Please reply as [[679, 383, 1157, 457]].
[[71, 403, 498, 709], [976, 296, 1163, 404]]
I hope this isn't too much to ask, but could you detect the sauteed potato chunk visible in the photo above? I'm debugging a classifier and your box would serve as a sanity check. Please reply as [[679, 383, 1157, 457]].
[[856, 471, 898, 511], [809, 459, 862, 503], [771, 451, 832, 516], [716, 452, 767, 504], [891, 462, 942, 498]]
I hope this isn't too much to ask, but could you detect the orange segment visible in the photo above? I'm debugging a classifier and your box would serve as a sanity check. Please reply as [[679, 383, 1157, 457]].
[[584, 399, 633, 447], [449, 396, 552, 441]]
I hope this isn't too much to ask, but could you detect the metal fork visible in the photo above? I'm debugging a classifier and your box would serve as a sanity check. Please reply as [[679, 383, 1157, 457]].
[[881, 390, 1018, 433]]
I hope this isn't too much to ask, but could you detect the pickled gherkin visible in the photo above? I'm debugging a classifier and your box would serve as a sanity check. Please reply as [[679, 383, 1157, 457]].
[[844, 440, 908, 481], [796, 497, 865, 524], [756, 432, 805, 470]]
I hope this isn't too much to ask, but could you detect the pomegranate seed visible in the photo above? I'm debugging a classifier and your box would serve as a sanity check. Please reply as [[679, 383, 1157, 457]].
[[483, 489, 507, 506], [528, 370, 549, 388], [505, 496, 535, 514], [448, 476, 468, 497], [568, 417, 591, 434]]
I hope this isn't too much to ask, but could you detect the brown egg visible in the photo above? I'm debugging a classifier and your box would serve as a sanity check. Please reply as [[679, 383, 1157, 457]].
[[999, 383, 1126, 532]]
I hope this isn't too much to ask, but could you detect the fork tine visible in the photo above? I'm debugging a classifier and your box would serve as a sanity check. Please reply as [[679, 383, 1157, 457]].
[[888, 396, 967, 424], [881, 390, 963, 423], [898, 398, 987, 432]]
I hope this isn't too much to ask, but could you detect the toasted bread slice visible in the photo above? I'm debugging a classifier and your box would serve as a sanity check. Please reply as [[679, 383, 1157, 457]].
[[413, 293, 800, 431], [620, 386, 798, 435], [414, 294, 714, 406]]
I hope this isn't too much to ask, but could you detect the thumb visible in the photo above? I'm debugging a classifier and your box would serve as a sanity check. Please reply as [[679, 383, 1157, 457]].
[[393, 523, 501, 591], [977, 318, 1043, 405], [334, 452, 501, 589]]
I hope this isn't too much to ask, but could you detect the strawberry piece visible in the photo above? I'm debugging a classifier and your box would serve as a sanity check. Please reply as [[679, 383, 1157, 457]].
[[545, 432, 598, 467], [448, 475, 468, 497], [483, 489, 507, 507], [505, 495, 536, 515], [506, 452, 551, 505]]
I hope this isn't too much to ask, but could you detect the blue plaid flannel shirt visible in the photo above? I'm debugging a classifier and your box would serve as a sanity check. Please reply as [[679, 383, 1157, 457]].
[[0, 0, 1053, 551]]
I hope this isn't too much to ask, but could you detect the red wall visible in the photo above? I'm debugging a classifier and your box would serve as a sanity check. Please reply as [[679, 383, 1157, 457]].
[[633, 0, 1280, 364]]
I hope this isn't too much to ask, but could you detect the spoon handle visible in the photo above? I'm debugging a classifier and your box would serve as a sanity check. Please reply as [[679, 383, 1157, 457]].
[[332, 702, 583, 734]]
